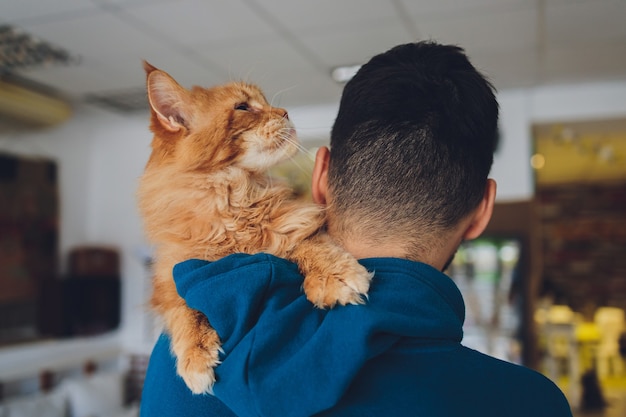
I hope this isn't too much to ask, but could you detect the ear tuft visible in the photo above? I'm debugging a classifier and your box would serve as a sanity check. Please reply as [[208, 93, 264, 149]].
[[143, 60, 157, 74], [145, 66, 190, 133]]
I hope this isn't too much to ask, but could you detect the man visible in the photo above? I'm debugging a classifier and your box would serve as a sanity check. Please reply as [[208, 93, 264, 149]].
[[140, 41, 572, 416]]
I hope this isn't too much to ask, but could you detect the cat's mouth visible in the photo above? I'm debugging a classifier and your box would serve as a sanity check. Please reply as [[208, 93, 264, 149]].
[[258, 131, 297, 170], [238, 123, 298, 171]]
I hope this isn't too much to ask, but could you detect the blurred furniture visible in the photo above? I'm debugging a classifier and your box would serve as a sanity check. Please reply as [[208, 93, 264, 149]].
[[0, 355, 147, 417], [38, 247, 120, 337], [594, 307, 625, 377], [538, 305, 580, 383], [537, 183, 626, 320], [0, 153, 58, 345]]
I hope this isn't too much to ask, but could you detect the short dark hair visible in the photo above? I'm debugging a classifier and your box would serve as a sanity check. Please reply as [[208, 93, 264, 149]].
[[328, 41, 499, 251]]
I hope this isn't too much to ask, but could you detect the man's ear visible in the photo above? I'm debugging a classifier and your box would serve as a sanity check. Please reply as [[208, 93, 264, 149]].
[[311, 146, 330, 205], [463, 179, 497, 241]]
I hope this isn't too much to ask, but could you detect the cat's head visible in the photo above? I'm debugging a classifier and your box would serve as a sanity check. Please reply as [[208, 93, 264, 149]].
[[144, 61, 297, 173]]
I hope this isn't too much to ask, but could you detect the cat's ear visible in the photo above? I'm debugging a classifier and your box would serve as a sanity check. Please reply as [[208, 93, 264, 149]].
[[144, 61, 190, 133]]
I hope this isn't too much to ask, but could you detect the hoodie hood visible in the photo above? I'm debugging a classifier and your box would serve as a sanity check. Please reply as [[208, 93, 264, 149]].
[[174, 253, 465, 417]]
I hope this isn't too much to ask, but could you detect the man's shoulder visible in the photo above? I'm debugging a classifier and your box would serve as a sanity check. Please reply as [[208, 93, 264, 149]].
[[322, 344, 572, 417], [455, 346, 573, 414], [458, 345, 559, 386]]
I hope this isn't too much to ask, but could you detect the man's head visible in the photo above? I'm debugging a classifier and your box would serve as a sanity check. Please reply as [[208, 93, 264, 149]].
[[312, 41, 499, 266]]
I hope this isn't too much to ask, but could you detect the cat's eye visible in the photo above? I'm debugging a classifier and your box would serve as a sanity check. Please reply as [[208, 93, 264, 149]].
[[235, 103, 249, 111]]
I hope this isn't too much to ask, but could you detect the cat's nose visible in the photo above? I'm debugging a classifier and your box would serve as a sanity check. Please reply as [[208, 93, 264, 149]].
[[273, 107, 288, 120]]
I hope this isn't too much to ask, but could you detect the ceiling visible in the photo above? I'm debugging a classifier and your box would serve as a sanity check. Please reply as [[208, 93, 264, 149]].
[[2, 0, 626, 111]]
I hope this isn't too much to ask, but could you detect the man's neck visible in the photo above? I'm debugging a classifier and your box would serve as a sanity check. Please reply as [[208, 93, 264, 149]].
[[333, 228, 465, 272], [339, 239, 409, 261]]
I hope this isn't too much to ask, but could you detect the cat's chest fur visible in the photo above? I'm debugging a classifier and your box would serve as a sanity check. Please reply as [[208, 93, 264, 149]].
[[140, 164, 322, 262]]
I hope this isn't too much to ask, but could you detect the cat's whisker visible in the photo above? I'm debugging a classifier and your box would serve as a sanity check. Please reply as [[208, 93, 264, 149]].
[[279, 132, 312, 156], [277, 129, 302, 145], [269, 85, 297, 109], [280, 126, 333, 149], [242, 66, 257, 85], [291, 125, 333, 133], [286, 154, 313, 178], [277, 137, 316, 177], [227, 64, 245, 84]]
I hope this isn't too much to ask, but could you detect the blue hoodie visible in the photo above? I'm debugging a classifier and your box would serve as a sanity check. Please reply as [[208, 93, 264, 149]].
[[140, 253, 572, 417]]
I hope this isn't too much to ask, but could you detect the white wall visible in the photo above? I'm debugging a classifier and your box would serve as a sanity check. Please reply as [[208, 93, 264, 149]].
[[1, 79, 626, 360], [80, 111, 154, 352], [529, 81, 626, 123], [493, 80, 626, 201], [0, 105, 154, 355], [492, 89, 535, 201]]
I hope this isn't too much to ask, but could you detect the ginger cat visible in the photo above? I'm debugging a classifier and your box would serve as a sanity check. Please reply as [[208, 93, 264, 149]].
[[138, 62, 372, 394]]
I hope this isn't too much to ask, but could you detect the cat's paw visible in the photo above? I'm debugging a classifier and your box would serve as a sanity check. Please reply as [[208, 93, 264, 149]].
[[303, 256, 373, 309], [176, 328, 222, 395]]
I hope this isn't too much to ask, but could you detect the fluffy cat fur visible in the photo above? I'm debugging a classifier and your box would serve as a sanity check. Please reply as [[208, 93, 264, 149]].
[[138, 62, 372, 394]]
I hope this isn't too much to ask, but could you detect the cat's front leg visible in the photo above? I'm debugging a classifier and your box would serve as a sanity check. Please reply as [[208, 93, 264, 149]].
[[169, 307, 222, 394], [290, 233, 373, 308], [153, 274, 221, 394]]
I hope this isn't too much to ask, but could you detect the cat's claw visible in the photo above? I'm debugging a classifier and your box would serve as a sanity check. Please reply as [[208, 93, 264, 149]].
[[180, 366, 217, 395]]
